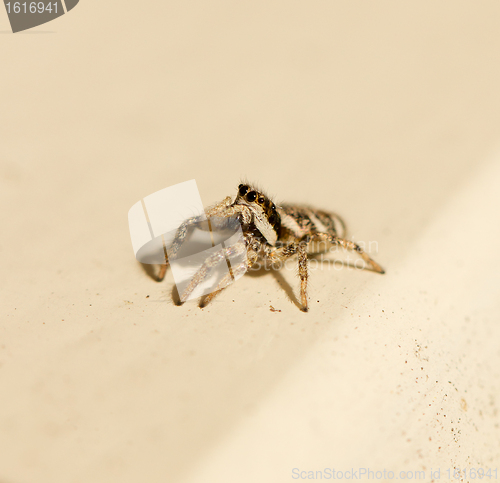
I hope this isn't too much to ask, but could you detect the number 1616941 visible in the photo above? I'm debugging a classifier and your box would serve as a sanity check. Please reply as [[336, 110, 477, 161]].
[[447, 468, 498, 479], [5, 2, 58, 14]]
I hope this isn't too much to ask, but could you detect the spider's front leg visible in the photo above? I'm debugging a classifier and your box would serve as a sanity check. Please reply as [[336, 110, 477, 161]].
[[199, 247, 258, 308], [156, 196, 234, 282], [266, 241, 309, 312], [179, 239, 248, 304], [157, 262, 168, 282]]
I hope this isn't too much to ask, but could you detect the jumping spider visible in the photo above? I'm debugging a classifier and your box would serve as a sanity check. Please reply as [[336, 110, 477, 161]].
[[157, 184, 385, 311]]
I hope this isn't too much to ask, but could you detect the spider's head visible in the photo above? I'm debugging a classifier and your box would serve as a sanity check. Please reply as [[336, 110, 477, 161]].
[[235, 184, 281, 246]]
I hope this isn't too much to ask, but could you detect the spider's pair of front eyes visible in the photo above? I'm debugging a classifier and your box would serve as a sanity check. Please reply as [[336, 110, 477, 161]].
[[238, 184, 264, 204]]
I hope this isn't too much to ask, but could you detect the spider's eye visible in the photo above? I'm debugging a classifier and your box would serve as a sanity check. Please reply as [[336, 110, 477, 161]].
[[272, 204, 276, 211], [246, 190, 257, 202], [239, 185, 248, 196], [258, 196, 265, 204]]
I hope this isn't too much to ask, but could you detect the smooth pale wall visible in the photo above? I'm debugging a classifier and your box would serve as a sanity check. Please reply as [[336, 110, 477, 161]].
[[1, 2, 500, 483]]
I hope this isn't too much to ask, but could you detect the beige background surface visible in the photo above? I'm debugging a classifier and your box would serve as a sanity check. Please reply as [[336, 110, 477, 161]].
[[1, 1, 500, 482]]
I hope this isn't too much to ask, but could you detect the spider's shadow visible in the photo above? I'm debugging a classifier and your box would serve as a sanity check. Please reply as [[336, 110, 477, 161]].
[[246, 256, 373, 310], [141, 261, 302, 309], [140, 256, 378, 310], [140, 263, 184, 306], [246, 265, 302, 310], [171, 284, 182, 306], [140, 263, 158, 281]]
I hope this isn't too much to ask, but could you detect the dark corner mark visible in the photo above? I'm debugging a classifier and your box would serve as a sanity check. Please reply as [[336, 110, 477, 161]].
[[3, 0, 79, 33]]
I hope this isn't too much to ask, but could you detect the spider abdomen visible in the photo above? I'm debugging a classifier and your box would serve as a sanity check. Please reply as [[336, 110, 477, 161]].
[[277, 205, 346, 243]]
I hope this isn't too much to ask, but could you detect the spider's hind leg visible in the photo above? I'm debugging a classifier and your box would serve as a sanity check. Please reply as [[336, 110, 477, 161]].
[[312, 233, 385, 274]]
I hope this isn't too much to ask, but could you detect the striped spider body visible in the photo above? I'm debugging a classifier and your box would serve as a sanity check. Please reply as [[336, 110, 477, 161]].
[[158, 184, 384, 312]]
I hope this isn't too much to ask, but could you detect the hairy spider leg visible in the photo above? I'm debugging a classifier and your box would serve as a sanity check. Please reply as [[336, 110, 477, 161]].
[[264, 241, 310, 312], [179, 239, 249, 303], [308, 233, 385, 274], [157, 196, 237, 282], [199, 247, 260, 307]]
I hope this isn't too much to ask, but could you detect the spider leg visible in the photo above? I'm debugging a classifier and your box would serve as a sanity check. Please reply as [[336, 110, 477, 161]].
[[156, 196, 234, 282], [297, 243, 309, 311], [199, 249, 258, 307], [157, 262, 168, 281], [179, 240, 247, 303], [266, 242, 309, 312], [311, 233, 385, 274]]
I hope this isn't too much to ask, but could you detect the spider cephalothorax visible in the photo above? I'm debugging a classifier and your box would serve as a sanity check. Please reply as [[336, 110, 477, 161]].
[[157, 183, 384, 311], [234, 184, 281, 246]]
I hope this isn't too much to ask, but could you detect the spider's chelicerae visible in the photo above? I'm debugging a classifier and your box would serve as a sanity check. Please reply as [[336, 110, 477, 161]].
[[157, 183, 385, 311]]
